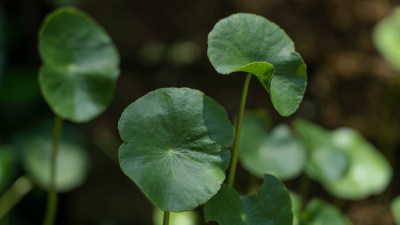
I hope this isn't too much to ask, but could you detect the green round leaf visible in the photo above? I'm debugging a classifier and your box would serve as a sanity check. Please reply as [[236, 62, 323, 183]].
[[391, 196, 400, 225], [0, 145, 18, 194], [239, 111, 306, 180], [294, 119, 392, 200], [302, 199, 353, 225], [21, 123, 89, 192], [208, 13, 307, 116], [153, 208, 199, 225], [326, 128, 392, 199], [373, 7, 400, 72], [204, 174, 293, 225], [38, 7, 120, 122], [293, 119, 350, 182], [118, 87, 233, 212]]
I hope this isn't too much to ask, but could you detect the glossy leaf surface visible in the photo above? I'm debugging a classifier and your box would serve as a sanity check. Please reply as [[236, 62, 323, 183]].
[[294, 119, 392, 199], [21, 123, 89, 192], [39, 7, 119, 122], [118, 88, 233, 212], [208, 13, 307, 116], [373, 7, 400, 71], [302, 199, 352, 225], [239, 110, 305, 180], [0, 146, 18, 194], [204, 174, 292, 225]]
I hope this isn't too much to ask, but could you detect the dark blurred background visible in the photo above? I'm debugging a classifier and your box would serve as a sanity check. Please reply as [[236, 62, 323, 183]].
[[1, 0, 400, 224]]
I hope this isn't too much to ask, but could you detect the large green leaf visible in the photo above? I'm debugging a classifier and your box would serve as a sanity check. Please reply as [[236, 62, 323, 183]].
[[239, 110, 306, 180], [0, 146, 18, 194], [294, 119, 392, 200], [118, 87, 233, 212], [373, 7, 400, 72], [392, 196, 400, 225], [38, 7, 120, 122], [208, 13, 307, 116], [21, 123, 89, 192], [301, 199, 353, 225], [204, 174, 292, 225]]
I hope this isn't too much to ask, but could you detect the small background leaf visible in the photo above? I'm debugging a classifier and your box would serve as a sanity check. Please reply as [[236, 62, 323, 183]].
[[301, 199, 353, 225], [294, 119, 392, 200], [118, 87, 233, 212], [392, 196, 400, 225], [239, 110, 306, 180], [373, 6, 400, 72], [204, 174, 292, 225], [20, 121, 90, 192], [208, 13, 307, 116], [39, 7, 120, 122]]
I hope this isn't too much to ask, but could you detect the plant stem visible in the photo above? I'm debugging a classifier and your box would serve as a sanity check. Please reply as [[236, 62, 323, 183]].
[[297, 174, 310, 209], [0, 175, 34, 220], [163, 211, 170, 225], [42, 115, 63, 225], [228, 73, 252, 187]]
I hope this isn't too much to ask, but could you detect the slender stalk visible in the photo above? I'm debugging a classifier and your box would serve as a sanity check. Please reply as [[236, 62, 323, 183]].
[[42, 115, 63, 225], [163, 211, 170, 225], [0, 175, 34, 220], [297, 174, 310, 209], [228, 73, 252, 187]]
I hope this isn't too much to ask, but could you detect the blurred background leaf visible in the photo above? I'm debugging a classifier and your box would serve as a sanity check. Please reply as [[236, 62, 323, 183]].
[[239, 110, 306, 180], [373, 6, 400, 72]]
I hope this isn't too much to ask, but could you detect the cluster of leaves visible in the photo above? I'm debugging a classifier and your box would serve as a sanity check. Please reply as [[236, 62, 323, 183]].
[[117, 13, 307, 225], [239, 110, 392, 224], [0, 4, 398, 225]]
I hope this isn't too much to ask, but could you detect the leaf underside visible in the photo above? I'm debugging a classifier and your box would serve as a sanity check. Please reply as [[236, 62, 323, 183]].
[[208, 13, 307, 116]]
